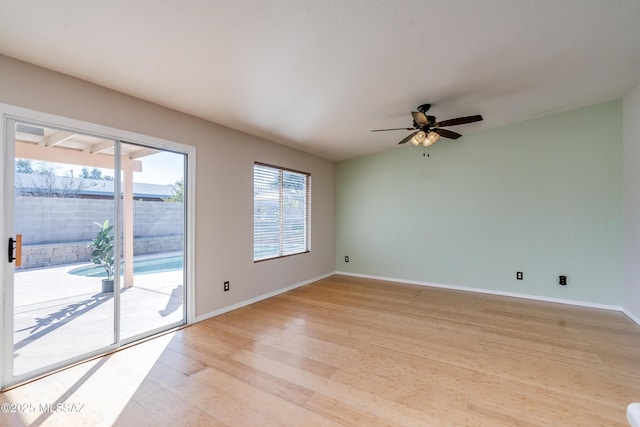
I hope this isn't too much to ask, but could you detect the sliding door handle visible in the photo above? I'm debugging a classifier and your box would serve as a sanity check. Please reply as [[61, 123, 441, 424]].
[[8, 234, 22, 266], [8, 237, 15, 263]]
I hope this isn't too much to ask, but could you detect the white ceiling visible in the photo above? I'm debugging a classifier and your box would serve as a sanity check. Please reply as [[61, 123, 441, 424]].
[[1, 1, 639, 161]]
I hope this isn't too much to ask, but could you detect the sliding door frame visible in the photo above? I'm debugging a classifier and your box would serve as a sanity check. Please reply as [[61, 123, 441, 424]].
[[0, 103, 196, 390]]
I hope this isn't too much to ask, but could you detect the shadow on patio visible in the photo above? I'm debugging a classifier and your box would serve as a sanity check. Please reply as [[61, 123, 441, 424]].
[[12, 258, 184, 376]]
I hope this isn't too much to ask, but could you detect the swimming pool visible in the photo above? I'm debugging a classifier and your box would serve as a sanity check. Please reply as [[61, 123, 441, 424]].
[[68, 254, 183, 277]]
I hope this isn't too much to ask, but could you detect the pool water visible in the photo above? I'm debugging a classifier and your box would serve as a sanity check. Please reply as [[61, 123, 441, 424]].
[[68, 254, 183, 277]]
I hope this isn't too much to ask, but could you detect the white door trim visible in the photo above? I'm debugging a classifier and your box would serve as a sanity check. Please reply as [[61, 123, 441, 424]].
[[0, 103, 196, 389]]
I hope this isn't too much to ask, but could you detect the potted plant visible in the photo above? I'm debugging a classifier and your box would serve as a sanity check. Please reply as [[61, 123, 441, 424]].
[[88, 219, 115, 293]]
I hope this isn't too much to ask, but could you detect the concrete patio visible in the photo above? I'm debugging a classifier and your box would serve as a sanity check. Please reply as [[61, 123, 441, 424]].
[[12, 259, 184, 376]]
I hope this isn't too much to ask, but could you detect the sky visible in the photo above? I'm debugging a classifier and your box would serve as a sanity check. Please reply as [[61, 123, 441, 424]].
[[127, 151, 184, 185]]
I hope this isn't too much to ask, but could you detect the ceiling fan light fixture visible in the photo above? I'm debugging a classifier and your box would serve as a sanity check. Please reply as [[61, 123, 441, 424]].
[[424, 131, 440, 146], [410, 131, 427, 146], [372, 105, 483, 149]]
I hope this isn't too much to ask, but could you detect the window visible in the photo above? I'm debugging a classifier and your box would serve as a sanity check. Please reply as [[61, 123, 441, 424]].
[[254, 162, 310, 261]]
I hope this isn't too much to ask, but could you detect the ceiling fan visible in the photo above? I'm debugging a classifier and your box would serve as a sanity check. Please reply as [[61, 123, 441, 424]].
[[371, 104, 483, 152]]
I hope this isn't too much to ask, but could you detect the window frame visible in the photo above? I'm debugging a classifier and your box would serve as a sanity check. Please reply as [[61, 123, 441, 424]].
[[253, 162, 310, 262]]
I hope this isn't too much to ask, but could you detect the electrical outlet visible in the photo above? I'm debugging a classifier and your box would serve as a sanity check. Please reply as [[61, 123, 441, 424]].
[[224, 281, 230, 292], [516, 272, 523, 280], [345, 256, 349, 263], [559, 276, 567, 286]]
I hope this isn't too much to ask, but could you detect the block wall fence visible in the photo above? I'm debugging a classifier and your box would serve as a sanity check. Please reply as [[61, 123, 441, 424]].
[[15, 197, 184, 269]]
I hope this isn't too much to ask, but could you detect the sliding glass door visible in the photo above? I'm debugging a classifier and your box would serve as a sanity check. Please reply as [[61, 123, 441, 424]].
[[10, 123, 118, 378], [118, 142, 186, 342], [3, 119, 189, 386]]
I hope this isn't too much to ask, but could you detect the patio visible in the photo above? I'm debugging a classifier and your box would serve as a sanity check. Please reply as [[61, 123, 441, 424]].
[[12, 259, 184, 376]]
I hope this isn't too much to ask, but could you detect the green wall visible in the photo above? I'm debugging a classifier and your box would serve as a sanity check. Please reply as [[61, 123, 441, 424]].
[[336, 100, 623, 305]]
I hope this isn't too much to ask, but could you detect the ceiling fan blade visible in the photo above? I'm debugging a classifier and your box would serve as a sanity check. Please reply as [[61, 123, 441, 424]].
[[432, 128, 462, 139], [411, 111, 430, 125], [398, 131, 419, 145], [371, 127, 414, 132], [432, 115, 483, 128]]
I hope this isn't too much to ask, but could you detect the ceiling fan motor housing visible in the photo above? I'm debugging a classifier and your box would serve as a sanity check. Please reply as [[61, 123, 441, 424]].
[[370, 105, 483, 145], [417, 103, 431, 114]]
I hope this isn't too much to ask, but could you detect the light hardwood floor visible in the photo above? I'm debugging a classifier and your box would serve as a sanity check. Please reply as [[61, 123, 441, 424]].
[[1, 275, 639, 426]]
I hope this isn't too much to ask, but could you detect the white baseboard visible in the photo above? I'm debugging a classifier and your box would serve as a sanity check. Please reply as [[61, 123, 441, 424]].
[[194, 272, 334, 323], [622, 308, 640, 326], [335, 271, 623, 312], [194, 270, 640, 327]]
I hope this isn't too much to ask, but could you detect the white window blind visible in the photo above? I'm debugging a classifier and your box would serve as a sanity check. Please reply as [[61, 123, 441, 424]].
[[254, 163, 310, 261]]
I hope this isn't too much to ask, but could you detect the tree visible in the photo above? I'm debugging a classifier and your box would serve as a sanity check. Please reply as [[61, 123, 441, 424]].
[[89, 168, 103, 180], [82, 166, 112, 180], [164, 178, 184, 202], [81, 167, 100, 179], [16, 159, 34, 173], [16, 161, 86, 198]]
